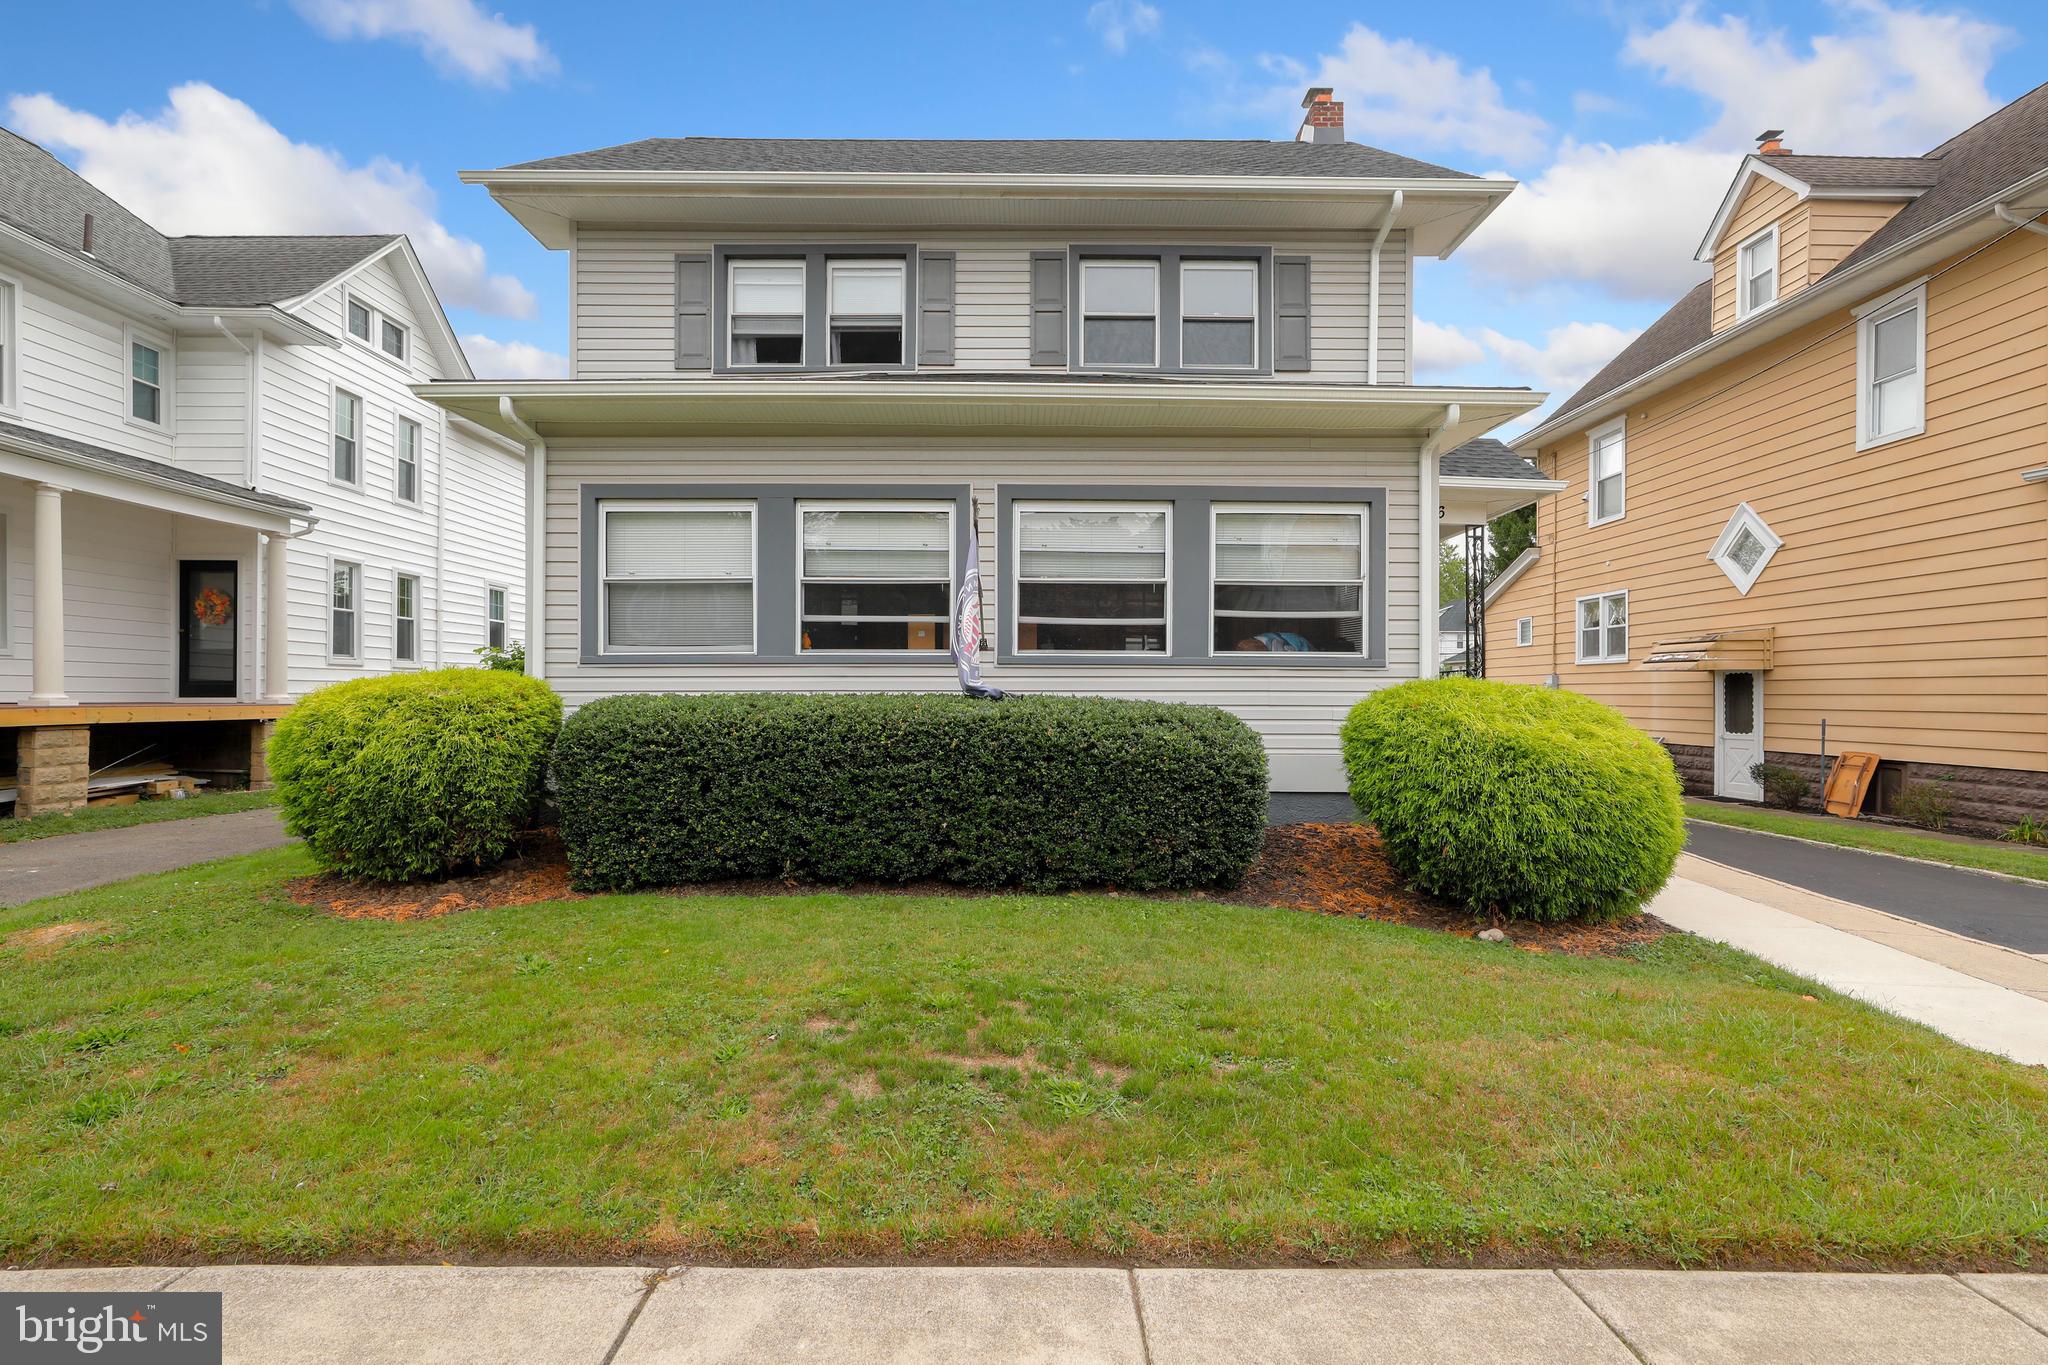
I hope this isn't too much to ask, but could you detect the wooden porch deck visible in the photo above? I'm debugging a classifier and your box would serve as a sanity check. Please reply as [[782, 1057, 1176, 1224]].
[[0, 703, 291, 729]]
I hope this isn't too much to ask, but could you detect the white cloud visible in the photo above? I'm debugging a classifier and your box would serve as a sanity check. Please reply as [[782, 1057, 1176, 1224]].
[[1571, 91, 1631, 118], [290, 0, 553, 87], [1413, 319, 1487, 378], [1254, 24, 1549, 163], [7, 83, 535, 318], [1478, 321, 1643, 396], [460, 333, 567, 378], [1086, 0, 1161, 55]]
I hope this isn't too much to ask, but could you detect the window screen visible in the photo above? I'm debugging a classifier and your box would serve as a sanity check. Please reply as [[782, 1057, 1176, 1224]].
[[730, 261, 805, 366], [827, 261, 905, 366], [1080, 261, 1159, 366], [1181, 261, 1257, 368]]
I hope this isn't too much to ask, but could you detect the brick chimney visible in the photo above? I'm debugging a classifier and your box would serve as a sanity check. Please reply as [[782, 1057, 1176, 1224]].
[[1297, 87, 1345, 144], [1756, 128, 1790, 156]]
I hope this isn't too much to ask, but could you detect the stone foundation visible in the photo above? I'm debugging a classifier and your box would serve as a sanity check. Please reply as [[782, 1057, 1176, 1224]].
[[17, 725, 89, 818], [246, 719, 277, 791], [1662, 741, 2048, 837]]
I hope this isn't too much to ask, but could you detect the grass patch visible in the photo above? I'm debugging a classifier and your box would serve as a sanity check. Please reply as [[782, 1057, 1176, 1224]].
[[0, 790, 277, 844], [1, 846, 2044, 1268], [1685, 800, 2048, 884]]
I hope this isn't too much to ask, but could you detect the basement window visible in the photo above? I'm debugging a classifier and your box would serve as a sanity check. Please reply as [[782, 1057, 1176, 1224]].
[[1709, 503, 1781, 595], [826, 261, 905, 366]]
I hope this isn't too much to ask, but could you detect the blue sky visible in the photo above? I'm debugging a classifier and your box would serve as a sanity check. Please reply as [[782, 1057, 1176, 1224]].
[[6, 0, 2044, 422]]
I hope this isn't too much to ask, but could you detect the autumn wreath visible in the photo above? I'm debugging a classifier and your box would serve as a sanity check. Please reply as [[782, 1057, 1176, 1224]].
[[192, 587, 233, 627]]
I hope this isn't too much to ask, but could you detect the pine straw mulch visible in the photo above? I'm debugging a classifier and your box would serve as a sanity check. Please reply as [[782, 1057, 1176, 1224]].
[[286, 822, 1668, 957]]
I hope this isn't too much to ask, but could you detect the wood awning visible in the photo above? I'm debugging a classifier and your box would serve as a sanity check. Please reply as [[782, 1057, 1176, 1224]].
[[1643, 627, 1774, 671]]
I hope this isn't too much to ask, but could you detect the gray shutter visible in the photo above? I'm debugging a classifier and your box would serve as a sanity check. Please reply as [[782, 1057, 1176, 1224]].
[[1274, 255, 1311, 372], [1030, 251, 1067, 367], [674, 253, 712, 370], [918, 252, 956, 366]]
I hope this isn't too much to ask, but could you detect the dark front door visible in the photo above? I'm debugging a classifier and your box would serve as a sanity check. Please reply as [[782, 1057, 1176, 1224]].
[[179, 560, 238, 698]]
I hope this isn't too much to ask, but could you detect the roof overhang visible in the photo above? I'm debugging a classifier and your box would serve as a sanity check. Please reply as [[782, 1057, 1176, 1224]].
[[1438, 475, 1566, 535], [1522, 167, 2048, 453], [1696, 156, 1927, 262], [412, 378, 1543, 446], [1643, 627, 1775, 672], [281, 237, 474, 380], [458, 168, 1517, 258], [0, 431, 307, 533]]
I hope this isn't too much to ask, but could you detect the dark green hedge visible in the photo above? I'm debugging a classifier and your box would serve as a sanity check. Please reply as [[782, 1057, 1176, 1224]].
[[1341, 678, 1684, 921], [551, 692, 1268, 892], [271, 669, 562, 881]]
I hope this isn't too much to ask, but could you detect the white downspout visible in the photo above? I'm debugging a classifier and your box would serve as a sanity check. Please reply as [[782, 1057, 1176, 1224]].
[[1367, 190, 1403, 386], [498, 396, 546, 682], [1418, 402, 1458, 680]]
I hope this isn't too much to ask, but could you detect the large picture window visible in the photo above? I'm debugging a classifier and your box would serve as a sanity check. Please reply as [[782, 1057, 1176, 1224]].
[[600, 502, 755, 653], [1014, 504, 1168, 653], [799, 504, 952, 652], [1211, 506, 1365, 654]]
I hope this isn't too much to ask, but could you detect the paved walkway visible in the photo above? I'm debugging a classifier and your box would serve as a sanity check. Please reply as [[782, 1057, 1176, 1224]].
[[1684, 819, 2048, 954], [5, 1265, 2045, 1362], [0, 808, 292, 906]]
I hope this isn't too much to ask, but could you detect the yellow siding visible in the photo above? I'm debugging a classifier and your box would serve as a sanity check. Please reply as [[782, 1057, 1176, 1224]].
[[1489, 227, 2048, 775], [1805, 199, 1906, 278], [1711, 178, 1803, 331]]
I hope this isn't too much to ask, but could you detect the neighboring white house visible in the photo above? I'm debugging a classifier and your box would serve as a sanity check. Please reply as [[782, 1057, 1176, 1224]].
[[0, 127, 526, 814], [419, 88, 1559, 792]]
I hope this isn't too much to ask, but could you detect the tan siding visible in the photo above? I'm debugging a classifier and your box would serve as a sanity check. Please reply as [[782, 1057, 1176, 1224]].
[[1490, 227, 2048, 776], [1805, 199, 1905, 279], [1711, 178, 1802, 331]]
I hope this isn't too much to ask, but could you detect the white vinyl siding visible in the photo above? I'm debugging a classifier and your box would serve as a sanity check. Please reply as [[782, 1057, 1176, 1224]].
[[1856, 284, 1926, 450], [600, 502, 756, 653], [1211, 506, 1366, 655], [1575, 590, 1628, 664]]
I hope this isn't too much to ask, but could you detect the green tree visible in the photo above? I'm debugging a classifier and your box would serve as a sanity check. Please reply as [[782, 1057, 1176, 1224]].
[[1486, 506, 1536, 582], [1438, 540, 1468, 607]]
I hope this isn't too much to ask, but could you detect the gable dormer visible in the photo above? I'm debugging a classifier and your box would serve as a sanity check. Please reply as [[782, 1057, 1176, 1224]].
[[1698, 136, 1938, 333]]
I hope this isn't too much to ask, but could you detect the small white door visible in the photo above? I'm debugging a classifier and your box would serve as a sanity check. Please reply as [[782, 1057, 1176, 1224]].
[[1715, 670, 1765, 800]]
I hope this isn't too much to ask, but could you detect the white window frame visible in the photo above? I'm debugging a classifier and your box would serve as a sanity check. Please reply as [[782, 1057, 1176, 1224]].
[[328, 558, 362, 664], [1516, 616, 1533, 647], [1079, 260, 1161, 369], [1735, 222, 1779, 320], [823, 260, 907, 369], [1855, 281, 1927, 451], [123, 324, 171, 431], [1587, 416, 1626, 527], [1179, 259, 1259, 373], [379, 315, 410, 364], [1011, 500, 1172, 656], [0, 271, 19, 416], [597, 500, 758, 656], [1708, 502, 1783, 595], [795, 499, 955, 655], [487, 583, 509, 651], [726, 258, 807, 370], [1574, 589, 1629, 665], [343, 291, 412, 372], [1207, 502, 1368, 658], [393, 415, 422, 505], [330, 385, 364, 487], [393, 571, 421, 666], [346, 294, 373, 343]]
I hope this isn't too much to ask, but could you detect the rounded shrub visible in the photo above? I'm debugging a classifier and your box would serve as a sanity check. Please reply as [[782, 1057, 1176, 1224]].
[[271, 668, 562, 882], [551, 692, 1269, 893], [1340, 678, 1683, 921]]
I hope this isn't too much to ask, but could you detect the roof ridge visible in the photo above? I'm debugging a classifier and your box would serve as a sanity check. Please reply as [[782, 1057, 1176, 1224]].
[[1925, 77, 2048, 158]]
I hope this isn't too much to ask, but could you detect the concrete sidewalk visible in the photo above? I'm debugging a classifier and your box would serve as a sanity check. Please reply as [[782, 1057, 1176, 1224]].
[[6, 1265, 2046, 1363], [0, 808, 292, 906]]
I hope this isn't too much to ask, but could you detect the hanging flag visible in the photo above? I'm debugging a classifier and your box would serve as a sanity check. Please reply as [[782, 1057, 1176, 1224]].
[[953, 514, 1004, 699]]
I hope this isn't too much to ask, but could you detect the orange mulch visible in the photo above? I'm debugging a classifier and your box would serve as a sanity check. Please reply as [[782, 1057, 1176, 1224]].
[[287, 822, 1667, 956]]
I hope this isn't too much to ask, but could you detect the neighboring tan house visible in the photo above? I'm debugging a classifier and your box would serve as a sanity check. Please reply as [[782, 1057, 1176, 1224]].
[[0, 128, 527, 814], [420, 90, 1555, 792], [1489, 86, 2048, 830]]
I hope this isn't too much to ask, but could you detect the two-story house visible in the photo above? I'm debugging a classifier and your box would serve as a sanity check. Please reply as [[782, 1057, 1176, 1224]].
[[0, 127, 526, 815], [1488, 85, 2048, 831], [420, 89, 1555, 792]]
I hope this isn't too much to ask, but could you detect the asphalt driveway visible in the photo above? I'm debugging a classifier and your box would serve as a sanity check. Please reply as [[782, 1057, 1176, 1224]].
[[0, 808, 293, 906]]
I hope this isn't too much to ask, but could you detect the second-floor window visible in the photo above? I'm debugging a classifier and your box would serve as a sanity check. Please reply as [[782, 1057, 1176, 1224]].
[[729, 260, 806, 366], [1080, 261, 1159, 367], [395, 417, 421, 504], [1737, 225, 1778, 318], [826, 261, 905, 365], [332, 389, 361, 484], [130, 340, 163, 425], [1857, 284, 1925, 450], [1182, 261, 1257, 368], [0, 279, 14, 410], [1588, 417, 1625, 525]]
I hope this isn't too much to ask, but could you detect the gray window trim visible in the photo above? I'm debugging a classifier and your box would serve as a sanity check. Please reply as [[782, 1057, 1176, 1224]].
[[709, 245, 921, 375], [996, 484, 1385, 668], [1067, 246, 1275, 377], [579, 482, 972, 665]]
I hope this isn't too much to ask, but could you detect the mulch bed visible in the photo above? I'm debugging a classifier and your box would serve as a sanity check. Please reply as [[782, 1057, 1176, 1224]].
[[286, 822, 1667, 956]]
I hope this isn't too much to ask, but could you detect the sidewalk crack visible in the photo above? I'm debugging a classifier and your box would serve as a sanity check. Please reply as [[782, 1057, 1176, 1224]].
[[1553, 1270, 1650, 1365], [599, 1265, 677, 1365], [1126, 1268, 1156, 1365], [1952, 1272, 2048, 1340]]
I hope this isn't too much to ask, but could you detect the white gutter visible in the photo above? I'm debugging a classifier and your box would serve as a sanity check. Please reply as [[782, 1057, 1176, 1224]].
[[1367, 190, 1403, 385], [498, 396, 547, 682], [461, 167, 1516, 199], [1994, 204, 2048, 239], [1418, 402, 1458, 680], [0, 426, 310, 525]]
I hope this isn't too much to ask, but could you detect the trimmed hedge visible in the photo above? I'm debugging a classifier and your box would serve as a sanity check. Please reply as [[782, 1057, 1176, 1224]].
[[551, 692, 1268, 892], [271, 669, 562, 882], [1340, 679, 1684, 921]]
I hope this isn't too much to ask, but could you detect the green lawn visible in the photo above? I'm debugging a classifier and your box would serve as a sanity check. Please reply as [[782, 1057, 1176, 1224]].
[[0, 789, 277, 844], [1685, 799, 2048, 883], [2, 846, 2044, 1269]]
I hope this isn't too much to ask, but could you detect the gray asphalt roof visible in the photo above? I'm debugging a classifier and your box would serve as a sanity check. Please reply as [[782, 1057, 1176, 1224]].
[[1440, 437, 1545, 480], [1761, 154, 1943, 191], [1438, 599, 1470, 633], [504, 136, 1477, 181], [0, 125, 394, 308], [0, 418, 311, 513], [1547, 81, 2048, 429]]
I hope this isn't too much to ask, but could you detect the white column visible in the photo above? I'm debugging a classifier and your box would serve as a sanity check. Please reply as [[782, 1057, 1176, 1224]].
[[28, 483, 71, 705], [262, 530, 292, 703]]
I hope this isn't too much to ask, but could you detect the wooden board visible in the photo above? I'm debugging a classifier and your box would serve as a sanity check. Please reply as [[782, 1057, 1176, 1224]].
[[1823, 752, 1881, 818]]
